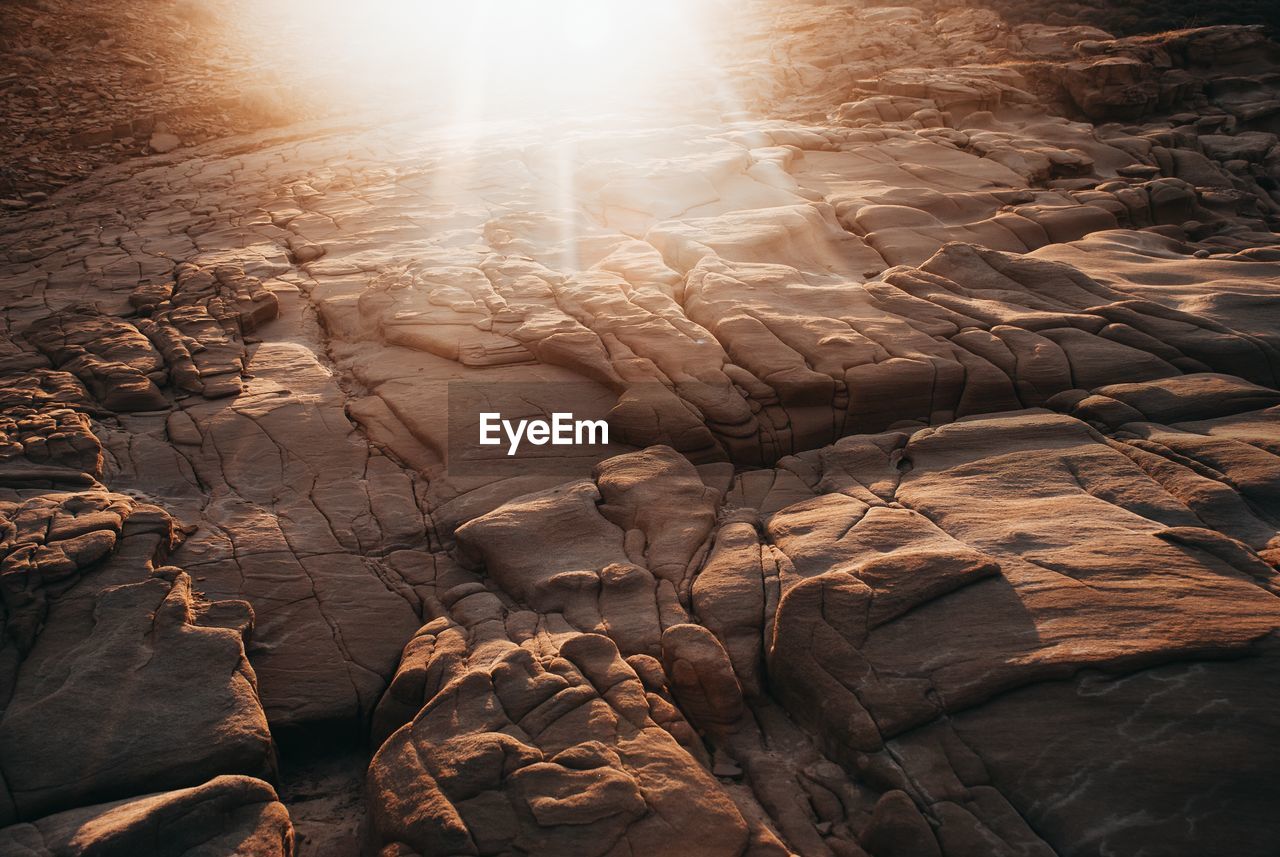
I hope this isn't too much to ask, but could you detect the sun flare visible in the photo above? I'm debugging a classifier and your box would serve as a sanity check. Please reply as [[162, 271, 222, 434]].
[[287, 0, 733, 123]]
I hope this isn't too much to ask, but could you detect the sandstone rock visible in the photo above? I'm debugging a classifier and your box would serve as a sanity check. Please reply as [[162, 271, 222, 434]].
[[24, 308, 168, 412], [860, 791, 941, 857], [1013, 24, 1113, 59], [0, 776, 294, 857], [1, 5, 1278, 854], [366, 633, 754, 857], [0, 562, 275, 822], [149, 132, 182, 153]]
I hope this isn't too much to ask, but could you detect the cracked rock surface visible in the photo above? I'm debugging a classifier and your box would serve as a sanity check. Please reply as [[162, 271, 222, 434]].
[[1, 2, 1279, 856]]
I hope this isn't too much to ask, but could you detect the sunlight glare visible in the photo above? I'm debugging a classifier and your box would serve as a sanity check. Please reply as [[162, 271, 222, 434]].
[[291, 0, 732, 123]]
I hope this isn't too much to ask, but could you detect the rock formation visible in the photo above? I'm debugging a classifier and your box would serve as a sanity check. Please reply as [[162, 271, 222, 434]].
[[1, 2, 1279, 856]]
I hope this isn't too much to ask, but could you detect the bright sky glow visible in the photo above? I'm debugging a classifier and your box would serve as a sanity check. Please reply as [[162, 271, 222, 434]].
[[288, 0, 737, 123]]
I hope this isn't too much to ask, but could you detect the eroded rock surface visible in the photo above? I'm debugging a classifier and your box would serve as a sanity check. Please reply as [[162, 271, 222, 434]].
[[0, 776, 294, 857], [1, 2, 1278, 856]]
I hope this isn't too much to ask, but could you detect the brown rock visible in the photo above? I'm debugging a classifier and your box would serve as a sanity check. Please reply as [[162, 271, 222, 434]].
[[0, 776, 294, 857]]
